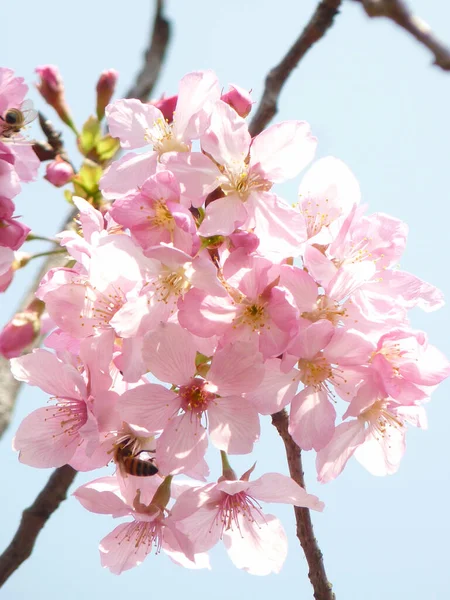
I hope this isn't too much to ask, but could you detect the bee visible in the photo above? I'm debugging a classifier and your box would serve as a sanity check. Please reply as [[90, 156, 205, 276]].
[[114, 439, 159, 477], [0, 100, 37, 138]]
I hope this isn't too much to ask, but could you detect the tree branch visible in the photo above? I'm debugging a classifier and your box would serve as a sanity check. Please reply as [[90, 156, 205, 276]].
[[0, 465, 77, 587], [125, 0, 171, 101], [354, 0, 450, 71], [249, 0, 342, 137], [0, 0, 172, 442], [272, 410, 335, 600]]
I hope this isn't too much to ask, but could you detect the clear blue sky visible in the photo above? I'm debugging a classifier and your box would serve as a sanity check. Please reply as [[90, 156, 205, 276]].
[[1, 1, 450, 598]]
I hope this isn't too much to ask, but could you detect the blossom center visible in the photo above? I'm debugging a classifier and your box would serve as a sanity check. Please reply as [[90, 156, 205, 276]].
[[212, 490, 264, 537], [179, 378, 214, 413], [233, 300, 267, 331], [145, 118, 189, 155], [220, 164, 272, 200], [151, 265, 191, 303], [149, 200, 175, 231], [297, 354, 332, 386], [82, 282, 126, 330], [302, 295, 346, 325], [362, 400, 404, 438], [116, 517, 163, 555], [48, 398, 87, 438]]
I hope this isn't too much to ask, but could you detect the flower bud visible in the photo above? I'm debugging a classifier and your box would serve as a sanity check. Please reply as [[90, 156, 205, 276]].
[[0, 299, 45, 358], [35, 65, 76, 132], [221, 84, 253, 118], [151, 94, 177, 123], [96, 69, 119, 121], [44, 156, 74, 187]]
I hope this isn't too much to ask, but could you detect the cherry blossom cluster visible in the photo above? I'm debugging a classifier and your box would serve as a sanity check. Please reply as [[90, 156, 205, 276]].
[[0, 68, 39, 290], [7, 69, 449, 574]]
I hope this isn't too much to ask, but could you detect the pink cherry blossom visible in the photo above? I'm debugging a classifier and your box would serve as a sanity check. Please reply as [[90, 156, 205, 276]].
[[74, 476, 208, 574], [171, 468, 323, 575], [100, 70, 220, 198]]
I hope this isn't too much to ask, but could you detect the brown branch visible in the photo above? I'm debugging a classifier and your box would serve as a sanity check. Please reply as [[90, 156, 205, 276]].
[[125, 0, 171, 102], [272, 410, 335, 600], [249, 0, 342, 137], [0, 465, 77, 587], [354, 0, 450, 71], [32, 112, 75, 168]]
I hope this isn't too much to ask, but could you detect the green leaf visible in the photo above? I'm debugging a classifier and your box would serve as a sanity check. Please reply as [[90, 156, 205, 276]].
[[96, 134, 120, 162], [78, 115, 101, 156], [72, 160, 103, 199]]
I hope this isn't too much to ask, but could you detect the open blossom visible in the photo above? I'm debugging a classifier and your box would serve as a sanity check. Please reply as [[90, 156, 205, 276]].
[[10, 349, 107, 468], [74, 476, 209, 574], [119, 322, 264, 474], [171, 467, 323, 575], [100, 70, 220, 199]]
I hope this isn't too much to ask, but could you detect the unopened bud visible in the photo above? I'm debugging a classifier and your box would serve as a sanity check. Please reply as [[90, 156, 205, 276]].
[[151, 94, 177, 123], [0, 299, 45, 358], [44, 156, 74, 187], [0, 197, 30, 250], [35, 65, 77, 133], [221, 84, 253, 118], [96, 69, 119, 121]]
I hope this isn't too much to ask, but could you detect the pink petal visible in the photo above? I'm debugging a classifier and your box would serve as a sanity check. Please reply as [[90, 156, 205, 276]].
[[156, 414, 208, 475], [198, 195, 247, 237], [245, 192, 307, 258], [223, 513, 288, 575], [160, 152, 218, 207], [289, 388, 336, 451], [208, 341, 264, 395], [174, 70, 220, 140], [316, 420, 365, 483], [106, 99, 162, 149], [355, 423, 406, 476], [13, 407, 80, 467], [10, 349, 86, 398], [208, 395, 260, 454], [119, 383, 179, 432], [99, 521, 152, 574], [245, 358, 298, 415], [279, 264, 318, 312], [142, 322, 196, 385], [250, 120, 316, 182], [73, 477, 129, 516], [323, 328, 374, 365], [201, 100, 250, 166], [100, 151, 158, 199], [249, 473, 324, 511]]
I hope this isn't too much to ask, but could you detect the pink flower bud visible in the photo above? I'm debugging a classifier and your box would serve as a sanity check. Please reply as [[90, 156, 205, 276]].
[[96, 69, 119, 120], [221, 84, 253, 118], [0, 299, 44, 358], [35, 65, 76, 131], [151, 94, 178, 123], [44, 156, 74, 187]]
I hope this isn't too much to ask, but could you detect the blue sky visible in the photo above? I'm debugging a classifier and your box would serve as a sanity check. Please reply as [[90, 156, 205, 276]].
[[1, 1, 450, 598]]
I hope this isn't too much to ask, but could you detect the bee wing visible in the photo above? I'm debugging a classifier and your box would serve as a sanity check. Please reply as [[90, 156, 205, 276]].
[[20, 99, 38, 125]]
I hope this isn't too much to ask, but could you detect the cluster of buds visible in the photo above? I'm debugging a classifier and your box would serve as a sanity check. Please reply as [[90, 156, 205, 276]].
[[7, 70, 450, 574]]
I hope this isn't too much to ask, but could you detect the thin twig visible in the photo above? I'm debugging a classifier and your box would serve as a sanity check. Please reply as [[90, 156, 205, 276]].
[[249, 0, 342, 137], [0, 465, 77, 587], [32, 112, 74, 168], [272, 409, 335, 600], [354, 0, 450, 71], [125, 0, 171, 101]]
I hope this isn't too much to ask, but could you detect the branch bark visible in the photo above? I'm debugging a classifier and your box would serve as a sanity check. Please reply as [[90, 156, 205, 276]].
[[272, 409, 335, 600], [0, 465, 77, 587], [0, 0, 171, 441], [354, 0, 450, 71], [125, 0, 171, 101], [249, 0, 342, 137]]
